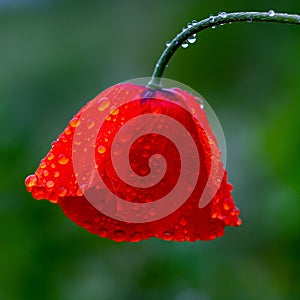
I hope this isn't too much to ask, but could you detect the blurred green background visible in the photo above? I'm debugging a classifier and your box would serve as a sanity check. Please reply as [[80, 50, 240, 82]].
[[1, 0, 300, 299]]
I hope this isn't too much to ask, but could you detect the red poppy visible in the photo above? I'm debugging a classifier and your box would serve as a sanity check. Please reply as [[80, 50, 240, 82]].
[[25, 82, 241, 242]]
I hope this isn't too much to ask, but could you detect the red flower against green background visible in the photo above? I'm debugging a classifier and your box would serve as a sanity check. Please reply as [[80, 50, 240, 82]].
[[25, 82, 241, 242]]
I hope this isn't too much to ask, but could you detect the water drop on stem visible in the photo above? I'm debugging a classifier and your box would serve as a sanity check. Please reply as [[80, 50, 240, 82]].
[[268, 10, 275, 17], [187, 34, 196, 44], [219, 12, 227, 18], [181, 41, 189, 48]]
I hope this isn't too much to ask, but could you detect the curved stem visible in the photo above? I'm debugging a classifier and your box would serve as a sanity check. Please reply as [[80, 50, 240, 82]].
[[147, 11, 300, 89]]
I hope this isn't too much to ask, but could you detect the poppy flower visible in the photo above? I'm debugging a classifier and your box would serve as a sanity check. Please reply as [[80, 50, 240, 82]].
[[25, 82, 241, 242]]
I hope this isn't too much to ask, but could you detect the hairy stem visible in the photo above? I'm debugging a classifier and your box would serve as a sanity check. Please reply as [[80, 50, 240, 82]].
[[147, 11, 300, 89]]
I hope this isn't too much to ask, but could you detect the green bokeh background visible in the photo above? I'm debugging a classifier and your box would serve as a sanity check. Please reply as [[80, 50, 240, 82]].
[[1, 0, 300, 299]]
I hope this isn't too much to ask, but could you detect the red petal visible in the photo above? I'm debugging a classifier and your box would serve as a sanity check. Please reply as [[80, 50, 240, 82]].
[[25, 82, 241, 242]]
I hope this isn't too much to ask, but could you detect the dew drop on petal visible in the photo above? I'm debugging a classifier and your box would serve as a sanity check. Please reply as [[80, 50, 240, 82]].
[[98, 99, 110, 111], [165, 41, 171, 47], [53, 171, 60, 178], [143, 141, 151, 150], [43, 170, 49, 177], [25, 175, 37, 188], [163, 231, 174, 241], [57, 186, 68, 197], [65, 127, 72, 135], [87, 119, 95, 129], [40, 161, 47, 169], [94, 214, 101, 223], [112, 143, 122, 155], [70, 117, 81, 128], [46, 180, 55, 188], [179, 215, 188, 226], [130, 232, 142, 242], [110, 107, 119, 115], [118, 127, 133, 143], [112, 229, 126, 242], [98, 228, 108, 238], [148, 207, 156, 217], [97, 145, 106, 154], [46, 153, 54, 160], [58, 154, 69, 165], [223, 197, 234, 210]]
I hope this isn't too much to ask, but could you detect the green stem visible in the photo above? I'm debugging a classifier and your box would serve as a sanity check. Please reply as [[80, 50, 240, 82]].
[[147, 11, 300, 89]]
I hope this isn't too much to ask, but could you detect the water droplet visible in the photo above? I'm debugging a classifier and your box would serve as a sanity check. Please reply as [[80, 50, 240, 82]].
[[140, 164, 150, 175], [187, 34, 196, 44], [192, 20, 197, 25], [268, 10, 275, 17], [70, 117, 81, 128], [94, 215, 101, 223], [39, 161, 46, 169], [57, 186, 68, 197], [58, 154, 69, 165], [219, 12, 227, 18], [25, 175, 37, 188], [53, 171, 60, 178], [43, 170, 49, 177], [223, 197, 234, 210], [112, 143, 122, 155], [87, 119, 95, 129], [98, 99, 110, 111], [165, 41, 171, 47], [76, 188, 83, 196], [182, 27, 187, 32], [130, 232, 142, 242], [110, 107, 119, 115], [143, 141, 151, 150], [163, 231, 174, 241], [211, 25, 216, 29], [209, 14, 215, 23], [97, 145, 106, 154], [148, 207, 156, 217], [46, 153, 54, 160], [179, 215, 188, 226], [112, 229, 126, 242], [46, 180, 55, 188], [187, 22, 192, 28], [209, 230, 217, 239], [118, 127, 133, 142], [65, 127, 72, 135], [98, 228, 108, 238], [247, 17, 252, 23], [181, 41, 189, 48]]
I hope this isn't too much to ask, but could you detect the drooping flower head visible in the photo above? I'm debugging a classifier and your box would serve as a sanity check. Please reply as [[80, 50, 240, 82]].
[[25, 81, 241, 242]]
